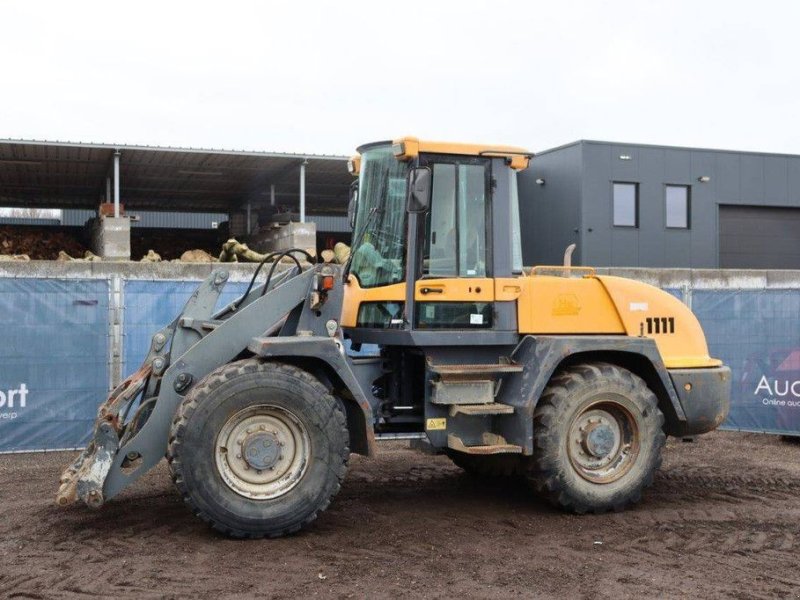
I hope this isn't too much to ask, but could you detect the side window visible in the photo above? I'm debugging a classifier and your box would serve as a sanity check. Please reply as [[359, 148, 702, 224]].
[[458, 164, 487, 277], [422, 162, 487, 277], [613, 182, 638, 227], [425, 164, 457, 276], [665, 185, 690, 229]]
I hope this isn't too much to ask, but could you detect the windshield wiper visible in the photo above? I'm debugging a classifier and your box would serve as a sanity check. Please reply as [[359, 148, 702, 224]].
[[342, 206, 380, 283]]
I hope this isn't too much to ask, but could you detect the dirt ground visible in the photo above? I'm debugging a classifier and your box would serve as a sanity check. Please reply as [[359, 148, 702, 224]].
[[2, 431, 800, 599]]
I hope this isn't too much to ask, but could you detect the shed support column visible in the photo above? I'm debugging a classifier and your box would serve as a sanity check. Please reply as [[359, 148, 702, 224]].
[[299, 160, 307, 223], [270, 183, 275, 206], [113, 151, 121, 218], [92, 149, 130, 260], [246, 200, 252, 235]]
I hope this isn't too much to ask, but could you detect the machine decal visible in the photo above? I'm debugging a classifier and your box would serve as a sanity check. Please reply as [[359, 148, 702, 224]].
[[552, 294, 581, 316], [426, 418, 447, 430], [646, 317, 675, 335]]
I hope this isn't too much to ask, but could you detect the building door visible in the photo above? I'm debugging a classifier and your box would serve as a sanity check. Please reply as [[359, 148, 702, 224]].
[[719, 205, 800, 269]]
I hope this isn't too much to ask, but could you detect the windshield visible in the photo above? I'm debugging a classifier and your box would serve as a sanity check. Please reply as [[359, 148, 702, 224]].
[[350, 145, 408, 288]]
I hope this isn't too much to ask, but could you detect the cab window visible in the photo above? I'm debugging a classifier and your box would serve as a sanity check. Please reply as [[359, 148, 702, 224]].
[[422, 162, 488, 278]]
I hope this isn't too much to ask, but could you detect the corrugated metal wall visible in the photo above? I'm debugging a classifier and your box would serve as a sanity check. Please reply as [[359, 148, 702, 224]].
[[311, 215, 349, 233], [0, 217, 61, 226], [59, 210, 349, 232], [62, 209, 228, 229]]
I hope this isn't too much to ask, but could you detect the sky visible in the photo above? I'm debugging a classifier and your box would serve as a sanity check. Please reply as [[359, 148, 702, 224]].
[[0, 0, 798, 157]]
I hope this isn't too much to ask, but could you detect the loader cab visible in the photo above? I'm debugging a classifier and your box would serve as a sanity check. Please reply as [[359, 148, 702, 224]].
[[343, 137, 531, 347]]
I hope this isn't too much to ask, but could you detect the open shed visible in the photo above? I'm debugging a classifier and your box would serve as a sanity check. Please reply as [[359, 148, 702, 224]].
[[0, 139, 352, 259]]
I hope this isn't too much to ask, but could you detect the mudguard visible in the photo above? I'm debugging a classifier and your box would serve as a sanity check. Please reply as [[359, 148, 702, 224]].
[[495, 335, 688, 454]]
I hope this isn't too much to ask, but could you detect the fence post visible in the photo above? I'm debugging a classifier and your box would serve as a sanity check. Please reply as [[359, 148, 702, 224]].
[[109, 275, 124, 389]]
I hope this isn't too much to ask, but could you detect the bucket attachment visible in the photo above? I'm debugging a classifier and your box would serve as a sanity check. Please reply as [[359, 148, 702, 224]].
[[56, 364, 151, 507]]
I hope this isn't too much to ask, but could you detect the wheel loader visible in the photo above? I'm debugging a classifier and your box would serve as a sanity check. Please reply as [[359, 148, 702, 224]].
[[57, 137, 731, 538]]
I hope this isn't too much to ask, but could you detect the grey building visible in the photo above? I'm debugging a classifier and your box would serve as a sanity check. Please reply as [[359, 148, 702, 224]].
[[519, 140, 800, 269]]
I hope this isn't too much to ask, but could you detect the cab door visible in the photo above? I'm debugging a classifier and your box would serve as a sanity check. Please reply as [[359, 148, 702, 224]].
[[413, 157, 494, 329]]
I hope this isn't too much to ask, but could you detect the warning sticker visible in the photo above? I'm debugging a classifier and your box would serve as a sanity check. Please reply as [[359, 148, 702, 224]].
[[426, 418, 446, 431]]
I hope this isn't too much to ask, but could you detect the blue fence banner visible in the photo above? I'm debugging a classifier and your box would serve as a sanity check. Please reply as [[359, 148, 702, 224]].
[[664, 288, 684, 302], [694, 290, 800, 435], [2, 275, 800, 453], [0, 278, 109, 452], [123, 280, 248, 377]]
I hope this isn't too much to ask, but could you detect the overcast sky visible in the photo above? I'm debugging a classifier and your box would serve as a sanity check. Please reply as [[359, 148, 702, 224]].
[[1, 1, 797, 157]]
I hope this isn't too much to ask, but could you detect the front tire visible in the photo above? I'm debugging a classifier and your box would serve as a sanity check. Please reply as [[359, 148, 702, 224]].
[[528, 362, 665, 513], [167, 359, 349, 538]]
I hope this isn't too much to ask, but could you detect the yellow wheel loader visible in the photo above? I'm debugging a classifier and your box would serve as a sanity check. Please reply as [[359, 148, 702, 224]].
[[57, 137, 730, 538]]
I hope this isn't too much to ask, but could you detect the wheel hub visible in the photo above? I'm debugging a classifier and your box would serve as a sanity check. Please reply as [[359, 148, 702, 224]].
[[215, 405, 310, 500], [581, 420, 616, 458], [568, 401, 639, 484], [242, 431, 281, 471]]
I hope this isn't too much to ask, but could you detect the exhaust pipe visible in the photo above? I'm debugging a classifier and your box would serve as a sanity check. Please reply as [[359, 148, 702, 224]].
[[563, 243, 576, 268]]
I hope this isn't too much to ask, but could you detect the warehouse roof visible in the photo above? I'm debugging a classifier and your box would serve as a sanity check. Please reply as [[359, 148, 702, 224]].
[[0, 139, 351, 214]]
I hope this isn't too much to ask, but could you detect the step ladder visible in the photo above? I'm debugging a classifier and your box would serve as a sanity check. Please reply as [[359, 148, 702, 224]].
[[428, 359, 523, 454]]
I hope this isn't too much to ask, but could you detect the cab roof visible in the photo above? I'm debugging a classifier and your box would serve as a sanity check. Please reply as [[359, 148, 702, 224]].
[[356, 136, 532, 171]]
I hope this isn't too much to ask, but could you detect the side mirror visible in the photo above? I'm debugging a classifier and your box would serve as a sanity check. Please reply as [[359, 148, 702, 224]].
[[348, 182, 358, 228], [406, 167, 431, 213]]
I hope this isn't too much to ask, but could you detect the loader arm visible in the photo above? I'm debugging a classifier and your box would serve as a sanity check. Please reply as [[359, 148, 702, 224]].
[[58, 266, 317, 507]]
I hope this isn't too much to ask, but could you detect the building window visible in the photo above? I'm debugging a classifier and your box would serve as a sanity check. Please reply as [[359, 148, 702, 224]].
[[665, 185, 690, 229], [613, 182, 638, 227]]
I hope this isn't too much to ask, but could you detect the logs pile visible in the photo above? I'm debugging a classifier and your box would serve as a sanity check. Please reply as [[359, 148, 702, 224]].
[[215, 239, 351, 265], [0, 225, 87, 260], [0, 226, 354, 265]]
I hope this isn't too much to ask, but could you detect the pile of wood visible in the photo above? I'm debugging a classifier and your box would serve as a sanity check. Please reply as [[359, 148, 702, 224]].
[[0, 226, 355, 265], [215, 239, 351, 265], [0, 225, 88, 260]]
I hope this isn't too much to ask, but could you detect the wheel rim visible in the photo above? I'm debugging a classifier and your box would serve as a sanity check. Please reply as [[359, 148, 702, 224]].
[[215, 405, 311, 500], [567, 398, 640, 484]]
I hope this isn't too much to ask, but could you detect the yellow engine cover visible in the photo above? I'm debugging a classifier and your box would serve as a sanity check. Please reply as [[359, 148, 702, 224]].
[[517, 274, 720, 369]]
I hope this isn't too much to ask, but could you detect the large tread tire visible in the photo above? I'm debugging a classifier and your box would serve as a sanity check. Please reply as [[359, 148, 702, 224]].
[[528, 362, 665, 514], [445, 451, 525, 478], [167, 359, 349, 538]]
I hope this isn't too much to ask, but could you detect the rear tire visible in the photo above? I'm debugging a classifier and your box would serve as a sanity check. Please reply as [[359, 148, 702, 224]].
[[445, 451, 524, 478], [167, 359, 349, 538], [528, 362, 665, 513]]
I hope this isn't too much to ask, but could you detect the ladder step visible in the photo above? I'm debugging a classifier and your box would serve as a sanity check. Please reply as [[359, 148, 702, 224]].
[[447, 433, 523, 455], [430, 362, 523, 381], [449, 403, 514, 417]]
